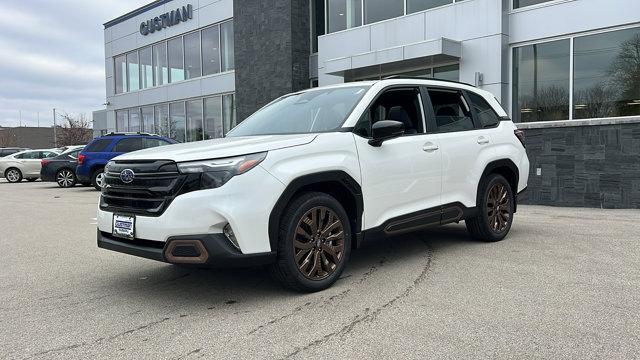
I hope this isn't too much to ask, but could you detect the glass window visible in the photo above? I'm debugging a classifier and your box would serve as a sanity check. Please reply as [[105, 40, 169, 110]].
[[222, 94, 237, 134], [433, 64, 459, 81], [311, 0, 326, 53], [407, 0, 452, 13], [512, 39, 570, 122], [221, 21, 235, 72], [169, 101, 186, 142], [144, 138, 172, 148], [356, 88, 424, 137], [85, 139, 112, 152], [467, 91, 500, 128], [513, 0, 554, 9], [114, 138, 144, 152], [328, 0, 362, 33], [202, 25, 221, 76], [186, 99, 204, 142], [573, 27, 640, 119], [129, 108, 141, 132], [66, 149, 81, 159], [168, 37, 185, 83], [428, 88, 475, 132], [139, 47, 153, 89], [141, 106, 155, 133], [184, 32, 202, 79], [114, 55, 126, 94], [17, 151, 40, 159], [115, 110, 128, 131], [227, 86, 369, 137], [40, 151, 58, 158], [364, 0, 404, 24], [154, 104, 169, 138], [126, 51, 139, 91], [153, 42, 168, 86], [204, 96, 223, 139]]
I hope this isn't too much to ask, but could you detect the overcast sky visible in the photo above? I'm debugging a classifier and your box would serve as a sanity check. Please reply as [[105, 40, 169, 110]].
[[0, 0, 150, 128]]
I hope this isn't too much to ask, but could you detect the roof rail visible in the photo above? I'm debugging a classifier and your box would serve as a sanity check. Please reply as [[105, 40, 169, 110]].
[[381, 76, 475, 87], [105, 132, 157, 137]]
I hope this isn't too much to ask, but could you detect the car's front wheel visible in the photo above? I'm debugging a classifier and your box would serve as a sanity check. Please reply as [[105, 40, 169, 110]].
[[466, 173, 514, 242], [56, 169, 77, 188], [91, 168, 105, 191], [4, 168, 22, 183], [271, 192, 351, 292]]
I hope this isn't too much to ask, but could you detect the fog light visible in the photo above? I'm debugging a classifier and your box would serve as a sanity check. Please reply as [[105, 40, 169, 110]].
[[223, 224, 240, 251]]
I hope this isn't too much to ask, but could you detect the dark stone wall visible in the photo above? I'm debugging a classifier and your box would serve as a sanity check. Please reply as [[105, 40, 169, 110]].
[[520, 123, 640, 209], [233, 0, 310, 122]]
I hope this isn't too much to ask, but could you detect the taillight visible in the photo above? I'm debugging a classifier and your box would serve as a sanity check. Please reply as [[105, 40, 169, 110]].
[[78, 154, 85, 165], [41, 159, 50, 167], [514, 129, 526, 148]]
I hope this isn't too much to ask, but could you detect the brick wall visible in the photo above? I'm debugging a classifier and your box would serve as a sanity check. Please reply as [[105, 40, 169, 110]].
[[520, 123, 640, 209], [233, 0, 310, 122]]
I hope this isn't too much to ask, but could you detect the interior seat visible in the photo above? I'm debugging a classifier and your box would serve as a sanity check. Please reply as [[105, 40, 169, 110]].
[[388, 106, 417, 134]]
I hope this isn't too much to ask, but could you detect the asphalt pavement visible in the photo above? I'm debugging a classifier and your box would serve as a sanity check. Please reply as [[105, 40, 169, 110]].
[[1, 179, 639, 359]]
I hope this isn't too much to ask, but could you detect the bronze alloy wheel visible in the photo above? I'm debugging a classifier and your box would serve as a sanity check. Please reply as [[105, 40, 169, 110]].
[[293, 206, 345, 280], [487, 183, 510, 233]]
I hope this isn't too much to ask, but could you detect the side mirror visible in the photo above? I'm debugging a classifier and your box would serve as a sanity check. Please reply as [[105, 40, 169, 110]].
[[368, 120, 405, 147]]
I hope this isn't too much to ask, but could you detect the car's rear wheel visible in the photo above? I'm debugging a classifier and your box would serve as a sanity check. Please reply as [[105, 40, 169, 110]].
[[56, 169, 77, 188], [271, 192, 351, 292], [5, 168, 22, 183], [91, 168, 105, 191], [466, 173, 514, 242]]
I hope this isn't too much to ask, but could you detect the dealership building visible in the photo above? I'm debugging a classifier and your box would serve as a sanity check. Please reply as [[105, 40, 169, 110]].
[[95, 0, 640, 208]]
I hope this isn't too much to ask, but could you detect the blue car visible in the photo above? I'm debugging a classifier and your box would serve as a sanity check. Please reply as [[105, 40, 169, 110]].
[[77, 133, 177, 190]]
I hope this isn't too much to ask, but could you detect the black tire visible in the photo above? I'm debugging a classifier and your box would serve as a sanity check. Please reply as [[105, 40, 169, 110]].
[[26, 178, 37, 182], [56, 169, 77, 188], [90, 168, 105, 191], [270, 192, 352, 292], [466, 174, 514, 242], [4, 168, 23, 183]]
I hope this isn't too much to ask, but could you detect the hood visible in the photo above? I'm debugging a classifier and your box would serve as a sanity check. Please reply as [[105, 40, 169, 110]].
[[114, 134, 317, 163]]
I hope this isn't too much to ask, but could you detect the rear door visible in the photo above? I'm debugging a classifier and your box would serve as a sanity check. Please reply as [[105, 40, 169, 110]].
[[423, 87, 497, 208]]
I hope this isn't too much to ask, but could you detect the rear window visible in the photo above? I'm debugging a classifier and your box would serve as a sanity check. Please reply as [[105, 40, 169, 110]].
[[84, 139, 112, 152], [144, 138, 172, 148], [467, 91, 501, 128]]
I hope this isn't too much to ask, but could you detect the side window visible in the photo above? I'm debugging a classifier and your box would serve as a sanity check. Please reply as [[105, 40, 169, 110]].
[[113, 138, 144, 153], [22, 151, 40, 159], [84, 139, 112, 152], [143, 138, 171, 149], [40, 151, 57, 158], [427, 88, 475, 133], [467, 91, 500, 128], [67, 150, 81, 158], [13, 152, 25, 159], [354, 88, 424, 137]]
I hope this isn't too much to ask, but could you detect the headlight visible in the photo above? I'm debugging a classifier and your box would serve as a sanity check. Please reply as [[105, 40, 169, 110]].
[[177, 152, 267, 189]]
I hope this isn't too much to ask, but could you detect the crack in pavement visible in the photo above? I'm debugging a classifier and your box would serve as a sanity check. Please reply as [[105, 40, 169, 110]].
[[23, 317, 172, 359], [282, 242, 434, 359]]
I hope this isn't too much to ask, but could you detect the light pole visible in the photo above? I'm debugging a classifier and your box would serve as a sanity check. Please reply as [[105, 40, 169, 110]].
[[52, 108, 57, 148]]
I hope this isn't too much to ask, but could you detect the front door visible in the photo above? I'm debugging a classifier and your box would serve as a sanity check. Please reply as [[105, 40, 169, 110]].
[[353, 86, 442, 231]]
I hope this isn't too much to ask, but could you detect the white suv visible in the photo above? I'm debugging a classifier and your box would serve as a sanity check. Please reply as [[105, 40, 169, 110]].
[[97, 79, 529, 292]]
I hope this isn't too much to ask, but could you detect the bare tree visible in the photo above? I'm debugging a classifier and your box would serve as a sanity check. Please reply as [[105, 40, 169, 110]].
[[56, 112, 93, 147]]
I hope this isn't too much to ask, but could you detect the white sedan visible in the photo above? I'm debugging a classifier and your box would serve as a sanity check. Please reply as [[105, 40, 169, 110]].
[[0, 149, 60, 183]]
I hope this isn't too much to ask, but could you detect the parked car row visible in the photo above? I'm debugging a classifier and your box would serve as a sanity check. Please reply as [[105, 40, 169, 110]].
[[1, 133, 177, 190]]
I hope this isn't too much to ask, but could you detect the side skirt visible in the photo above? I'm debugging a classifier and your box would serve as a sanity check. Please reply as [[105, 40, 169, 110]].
[[359, 202, 477, 242]]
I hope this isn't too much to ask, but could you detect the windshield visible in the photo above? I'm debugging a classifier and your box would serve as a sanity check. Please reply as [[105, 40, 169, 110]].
[[227, 85, 370, 137]]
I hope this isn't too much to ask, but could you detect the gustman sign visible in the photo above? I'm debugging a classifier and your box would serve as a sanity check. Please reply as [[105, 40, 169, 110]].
[[140, 4, 193, 36]]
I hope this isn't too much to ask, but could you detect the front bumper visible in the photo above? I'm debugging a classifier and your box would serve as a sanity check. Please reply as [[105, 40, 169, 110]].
[[97, 230, 276, 267]]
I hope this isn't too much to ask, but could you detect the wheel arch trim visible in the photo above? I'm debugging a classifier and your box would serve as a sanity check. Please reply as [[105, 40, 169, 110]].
[[478, 159, 519, 211], [268, 170, 364, 252]]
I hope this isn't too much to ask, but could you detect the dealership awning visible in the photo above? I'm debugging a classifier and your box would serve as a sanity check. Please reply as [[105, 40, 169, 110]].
[[323, 37, 461, 77]]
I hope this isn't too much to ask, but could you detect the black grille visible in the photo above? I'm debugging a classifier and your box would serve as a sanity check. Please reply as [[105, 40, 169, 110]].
[[100, 160, 200, 216]]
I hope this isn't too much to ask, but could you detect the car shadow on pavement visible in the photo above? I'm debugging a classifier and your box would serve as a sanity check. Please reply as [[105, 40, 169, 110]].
[[93, 223, 481, 309]]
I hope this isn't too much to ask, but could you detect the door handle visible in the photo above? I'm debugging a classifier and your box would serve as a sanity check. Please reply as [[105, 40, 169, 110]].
[[422, 142, 439, 152], [477, 136, 490, 145]]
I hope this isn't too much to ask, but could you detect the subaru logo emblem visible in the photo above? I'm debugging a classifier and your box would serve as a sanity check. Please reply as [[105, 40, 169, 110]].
[[120, 169, 135, 184]]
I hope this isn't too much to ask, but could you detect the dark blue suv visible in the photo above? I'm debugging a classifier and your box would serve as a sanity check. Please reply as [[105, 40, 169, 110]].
[[77, 133, 177, 190]]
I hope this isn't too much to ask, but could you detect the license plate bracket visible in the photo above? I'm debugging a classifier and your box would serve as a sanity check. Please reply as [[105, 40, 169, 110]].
[[112, 214, 135, 240]]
